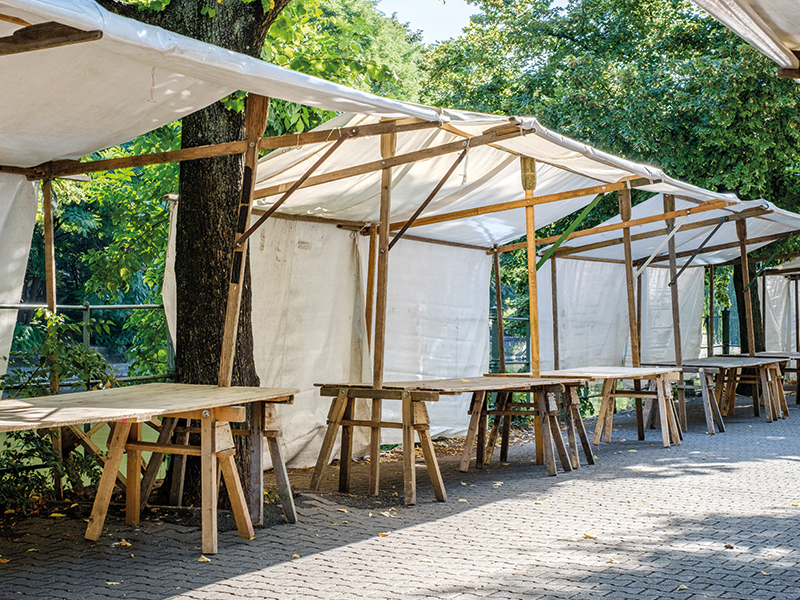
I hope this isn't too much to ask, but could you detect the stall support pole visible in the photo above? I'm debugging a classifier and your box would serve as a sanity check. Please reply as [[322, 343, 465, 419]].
[[619, 188, 644, 439], [551, 257, 560, 371], [795, 278, 799, 404], [365, 225, 377, 347], [664, 194, 686, 431], [218, 94, 271, 387], [736, 220, 756, 357], [369, 132, 395, 495], [521, 157, 539, 377], [493, 249, 506, 373], [708, 266, 715, 357]]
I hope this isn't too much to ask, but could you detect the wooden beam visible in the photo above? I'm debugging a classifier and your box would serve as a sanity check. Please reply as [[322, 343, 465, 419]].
[[391, 178, 656, 232], [665, 194, 687, 431], [0, 13, 31, 26], [737, 219, 756, 357], [388, 149, 467, 250], [551, 257, 559, 371], [365, 225, 377, 347], [373, 131, 396, 388], [42, 178, 56, 313], [708, 265, 715, 357], [42, 119, 439, 179], [391, 233, 490, 252], [497, 199, 733, 254], [522, 157, 540, 377], [619, 188, 640, 369], [795, 278, 799, 353], [778, 67, 800, 78], [648, 231, 798, 265], [0, 21, 102, 57], [493, 249, 506, 373], [253, 127, 524, 200], [218, 94, 271, 387]]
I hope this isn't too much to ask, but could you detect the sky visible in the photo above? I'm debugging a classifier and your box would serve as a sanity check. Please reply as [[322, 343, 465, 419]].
[[376, 0, 477, 44]]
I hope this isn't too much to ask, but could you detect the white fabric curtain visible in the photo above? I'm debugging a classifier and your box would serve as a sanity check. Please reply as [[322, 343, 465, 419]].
[[0, 174, 38, 376], [764, 275, 793, 351]]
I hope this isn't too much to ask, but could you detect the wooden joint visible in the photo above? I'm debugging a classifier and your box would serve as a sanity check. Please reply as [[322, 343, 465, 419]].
[[162, 405, 246, 422], [778, 67, 800, 78], [214, 422, 235, 453], [0, 21, 103, 57]]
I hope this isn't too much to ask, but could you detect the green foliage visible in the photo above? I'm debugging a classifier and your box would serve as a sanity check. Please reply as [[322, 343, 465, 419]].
[[2, 311, 118, 398]]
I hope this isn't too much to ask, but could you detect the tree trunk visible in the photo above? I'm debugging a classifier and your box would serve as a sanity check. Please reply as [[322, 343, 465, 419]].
[[96, 0, 292, 507], [733, 263, 764, 354]]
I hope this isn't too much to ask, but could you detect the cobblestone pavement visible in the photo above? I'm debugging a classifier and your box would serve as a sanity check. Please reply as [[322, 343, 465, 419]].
[[2, 395, 800, 600]]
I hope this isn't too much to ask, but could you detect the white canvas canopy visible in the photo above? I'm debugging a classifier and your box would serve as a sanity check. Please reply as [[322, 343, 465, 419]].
[[693, 0, 800, 70], [0, 0, 750, 467]]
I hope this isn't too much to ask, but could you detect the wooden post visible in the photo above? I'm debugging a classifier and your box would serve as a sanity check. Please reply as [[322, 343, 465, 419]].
[[619, 188, 640, 368], [736, 220, 756, 357], [201, 409, 219, 554], [365, 224, 377, 347], [708, 266, 715, 357], [373, 132, 396, 388], [761, 275, 767, 338], [249, 401, 264, 525], [521, 157, 540, 376], [664, 194, 686, 431], [218, 94, 271, 387], [493, 249, 506, 373], [795, 278, 799, 353], [43, 177, 56, 314], [551, 257, 560, 371]]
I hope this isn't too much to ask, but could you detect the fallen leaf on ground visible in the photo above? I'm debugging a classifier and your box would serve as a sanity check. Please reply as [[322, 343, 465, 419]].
[[608, 558, 615, 563], [26, 549, 37, 552], [792, 504, 799, 507], [724, 544, 734, 549], [106, 582, 120, 585], [120, 539, 131, 547], [70, 503, 78, 508], [676, 585, 689, 591], [378, 532, 389, 537], [458, 499, 468, 503], [419, 558, 434, 563], [0, 558, 10, 564], [197, 555, 211, 563], [461, 482, 467, 486], [337, 508, 348, 513], [368, 512, 373, 517], [291, 554, 300, 559], [493, 482, 503, 486], [502, 463, 510, 466], [583, 533, 597, 539], [628, 450, 637, 453], [761, 571, 771, 576], [49, 513, 66, 518], [3, 509, 14, 515]]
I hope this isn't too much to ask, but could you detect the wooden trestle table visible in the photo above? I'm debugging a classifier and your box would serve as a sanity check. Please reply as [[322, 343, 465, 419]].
[[311, 376, 587, 506], [540, 367, 692, 447], [0, 383, 298, 554], [755, 352, 800, 405]]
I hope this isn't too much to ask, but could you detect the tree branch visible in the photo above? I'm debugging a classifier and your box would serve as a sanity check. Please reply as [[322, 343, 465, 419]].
[[93, 0, 162, 27]]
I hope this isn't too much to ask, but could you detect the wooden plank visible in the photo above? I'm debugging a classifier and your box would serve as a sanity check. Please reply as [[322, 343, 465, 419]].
[[655, 377, 671, 447], [542, 366, 681, 380], [373, 131, 396, 388], [699, 369, 715, 435], [563, 389, 579, 469], [417, 427, 446, 501], [254, 127, 524, 200], [310, 388, 349, 490], [249, 401, 264, 526], [218, 94, 271, 387], [201, 411, 218, 554], [85, 422, 131, 541], [736, 220, 757, 358], [42, 178, 57, 314], [459, 392, 485, 472], [169, 419, 190, 507], [0, 13, 31, 26], [537, 389, 557, 476], [401, 392, 416, 505], [619, 188, 640, 370], [705, 371, 725, 432], [493, 250, 507, 372], [339, 397, 355, 493], [164, 405, 247, 423], [545, 392, 572, 472], [651, 231, 798, 265], [218, 444, 255, 540], [365, 225, 377, 346], [551, 257, 560, 370], [708, 266, 715, 357], [475, 400, 487, 469], [0, 21, 102, 57], [664, 194, 687, 432], [139, 417, 178, 511], [569, 387, 595, 464], [265, 430, 297, 523], [125, 423, 141, 526], [524, 157, 540, 377], [497, 199, 732, 254]]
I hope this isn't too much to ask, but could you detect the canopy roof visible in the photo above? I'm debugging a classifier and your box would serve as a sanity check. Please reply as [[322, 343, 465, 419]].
[[552, 195, 800, 267], [254, 112, 738, 248], [693, 0, 800, 69], [0, 0, 443, 168]]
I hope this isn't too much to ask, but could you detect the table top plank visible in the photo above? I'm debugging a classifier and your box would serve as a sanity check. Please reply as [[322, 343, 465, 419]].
[[315, 376, 586, 394], [540, 366, 681, 381], [646, 357, 787, 369], [0, 383, 298, 433]]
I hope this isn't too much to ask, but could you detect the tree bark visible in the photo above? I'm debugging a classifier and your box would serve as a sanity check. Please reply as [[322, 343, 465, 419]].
[[733, 263, 764, 354], [96, 0, 292, 507]]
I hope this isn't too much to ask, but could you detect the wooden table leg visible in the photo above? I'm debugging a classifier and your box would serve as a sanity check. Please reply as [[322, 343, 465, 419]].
[[563, 390, 580, 469], [169, 419, 190, 506], [760, 367, 774, 423], [546, 391, 571, 472], [656, 376, 671, 448], [459, 391, 485, 472], [369, 397, 382, 496], [218, 445, 255, 540], [570, 387, 594, 465], [664, 383, 682, 445], [484, 391, 510, 465], [310, 388, 349, 490], [201, 410, 219, 555], [775, 366, 790, 418], [592, 378, 614, 445], [476, 401, 487, 469], [264, 404, 297, 524], [698, 369, 715, 435], [126, 422, 142, 526], [85, 421, 131, 541], [249, 401, 265, 526], [603, 379, 616, 444], [415, 403, 446, 502], [339, 397, 354, 493], [537, 389, 557, 476], [401, 391, 416, 505], [634, 380, 644, 441]]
